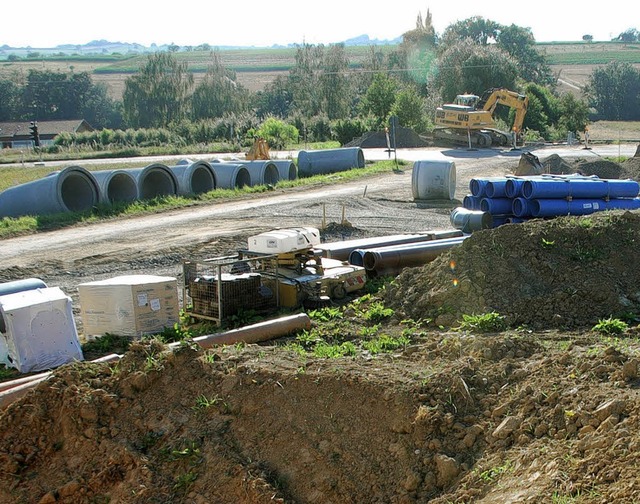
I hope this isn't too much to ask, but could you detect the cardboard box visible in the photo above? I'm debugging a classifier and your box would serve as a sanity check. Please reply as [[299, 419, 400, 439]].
[[0, 287, 83, 373], [78, 275, 179, 338]]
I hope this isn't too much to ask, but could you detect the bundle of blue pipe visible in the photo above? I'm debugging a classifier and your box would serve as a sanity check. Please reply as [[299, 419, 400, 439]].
[[463, 174, 640, 226]]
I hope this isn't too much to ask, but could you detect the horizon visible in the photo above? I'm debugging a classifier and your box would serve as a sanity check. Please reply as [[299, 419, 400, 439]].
[[2, 1, 635, 49]]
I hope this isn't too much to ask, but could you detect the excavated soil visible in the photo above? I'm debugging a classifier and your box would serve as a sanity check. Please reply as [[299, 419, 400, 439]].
[[3, 148, 640, 503]]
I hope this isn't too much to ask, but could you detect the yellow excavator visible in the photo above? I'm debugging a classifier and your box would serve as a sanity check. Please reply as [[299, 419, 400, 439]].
[[434, 88, 528, 148]]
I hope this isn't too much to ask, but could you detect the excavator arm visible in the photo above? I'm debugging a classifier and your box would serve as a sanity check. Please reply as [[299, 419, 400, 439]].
[[479, 88, 529, 134]]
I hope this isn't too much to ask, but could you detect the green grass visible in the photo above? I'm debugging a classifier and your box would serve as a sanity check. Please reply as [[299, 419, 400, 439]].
[[456, 312, 508, 333]]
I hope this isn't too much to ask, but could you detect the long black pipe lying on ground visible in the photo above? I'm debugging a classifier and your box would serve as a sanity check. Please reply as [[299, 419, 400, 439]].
[[362, 235, 469, 277], [317, 229, 463, 261]]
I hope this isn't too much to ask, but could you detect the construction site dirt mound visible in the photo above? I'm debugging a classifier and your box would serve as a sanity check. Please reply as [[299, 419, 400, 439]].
[[386, 210, 640, 329]]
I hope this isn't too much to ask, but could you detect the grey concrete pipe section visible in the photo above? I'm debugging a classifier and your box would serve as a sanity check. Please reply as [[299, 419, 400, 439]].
[[361, 235, 468, 277], [91, 169, 139, 204], [210, 162, 252, 189], [272, 160, 298, 181], [450, 207, 493, 233], [0, 278, 48, 332], [297, 147, 365, 176], [0, 165, 100, 218], [318, 230, 464, 262], [243, 160, 280, 186], [169, 160, 216, 195], [127, 163, 178, 200]]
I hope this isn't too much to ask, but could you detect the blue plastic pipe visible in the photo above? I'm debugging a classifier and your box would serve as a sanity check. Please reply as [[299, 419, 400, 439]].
[[531, 197, 640, 217], [485, 178, 511, 198], [463, 195, 481, 210], [512, 197, 536, 218], [480, 197, 513, 215], [523, 178, 640, 200]]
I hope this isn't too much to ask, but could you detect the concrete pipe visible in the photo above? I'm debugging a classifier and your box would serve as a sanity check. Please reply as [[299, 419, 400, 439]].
[[0, 165, 100, 218], [0, 278, 48, 333], [91, 169, 138, 205], [451, 207, 493, 233], [169, 160, 216, 195], [297, 147, 365, 177], [128, 163, 179, 200], [272, 160, 298, 181], [210, 162, 252, 189], [169, 313, 311, 349], [243, 160, 280, 186]]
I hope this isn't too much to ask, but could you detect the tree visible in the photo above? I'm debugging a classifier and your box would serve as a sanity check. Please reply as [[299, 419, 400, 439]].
[[0, 79, 21, 121], [557, 92, 590, 134], [582, 34, 594, 42], [586, 61, 640, 120], [496, 25, 553, 85], [359, 73, 398, 128], [252, 75, 293, 119], [389, 85, 429, 133], [123, 53, 194, 128], [613, 29, 639, 43], [18, 69, 120, 127], [317, 44, 351, 120], [439, 16, 500, 48], [191, 51, 249, 120], [439, 18, 552, 86], [432, 40, 519, 102], [255, 117, 298, 150]]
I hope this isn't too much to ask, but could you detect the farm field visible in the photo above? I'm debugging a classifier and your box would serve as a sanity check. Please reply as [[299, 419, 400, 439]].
[[2, 42, 640, 99]]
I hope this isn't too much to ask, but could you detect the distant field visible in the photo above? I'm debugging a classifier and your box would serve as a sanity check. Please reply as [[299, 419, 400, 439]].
[[1, 42, 639, 100]]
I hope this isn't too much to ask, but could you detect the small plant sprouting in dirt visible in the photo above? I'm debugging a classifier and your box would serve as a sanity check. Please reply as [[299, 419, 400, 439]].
[[362, 334, 410, 354], [0, 364, 17, 381], [153, 323, 192, 344], [362, 275, 393, 295], [363, 301, 394, 323], [571, 243, 602, 262], [312, 341, 356, 358], [308, 306, 343, 322], [192, 394, 221, 411], [476, 459, 514, 483], [174, 470, 198, 492], [82, 333, 131, 355], [592, 317, 629, 336], [457, 312, 507, 333], [358, 323, 381, 338], [541, 237, 555, 248]]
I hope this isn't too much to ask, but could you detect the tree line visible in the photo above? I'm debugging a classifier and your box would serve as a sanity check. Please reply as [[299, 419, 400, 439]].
[[1, 11, 639, 149]]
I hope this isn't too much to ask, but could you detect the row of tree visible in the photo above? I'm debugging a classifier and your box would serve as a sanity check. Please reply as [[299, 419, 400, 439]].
[[1, 11, 639, 147]]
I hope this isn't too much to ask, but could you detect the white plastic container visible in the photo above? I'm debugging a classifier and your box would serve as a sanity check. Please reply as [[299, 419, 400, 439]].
[[412, 160, 457, 200], [0, 287, 83, 373], [248, 227, 321, 254]]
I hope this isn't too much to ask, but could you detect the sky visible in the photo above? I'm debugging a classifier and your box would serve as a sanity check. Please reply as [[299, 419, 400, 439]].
[[2, 1, 635, 48]]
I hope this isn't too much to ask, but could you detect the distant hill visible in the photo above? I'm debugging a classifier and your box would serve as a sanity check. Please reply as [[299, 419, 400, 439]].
[[0, 35, 403, 58]]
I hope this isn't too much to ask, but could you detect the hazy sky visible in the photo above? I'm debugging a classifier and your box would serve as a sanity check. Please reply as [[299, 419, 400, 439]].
[[3, 1, 634, 48]]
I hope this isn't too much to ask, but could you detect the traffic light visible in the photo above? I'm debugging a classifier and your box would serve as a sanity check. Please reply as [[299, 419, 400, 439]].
[[29, 121, 40, 147]]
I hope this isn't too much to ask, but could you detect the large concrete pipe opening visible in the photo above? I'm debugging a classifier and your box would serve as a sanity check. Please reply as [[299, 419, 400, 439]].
[[129, 164, 178, 200], [170, 160, 216, 195], [0, 165, 100, 218], [273, 160, 298, 181], [297, 147, 365, 177], [210, 162, 252, 189], [92, 170, 138, 204], [244, 161, 280, 186]]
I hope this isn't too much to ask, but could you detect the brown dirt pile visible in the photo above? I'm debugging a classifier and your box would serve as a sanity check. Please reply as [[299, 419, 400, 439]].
[[386, 210, 640, 329]]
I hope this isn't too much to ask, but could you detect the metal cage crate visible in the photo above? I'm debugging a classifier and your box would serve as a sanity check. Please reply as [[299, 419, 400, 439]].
[[182, 254, 279, 325]]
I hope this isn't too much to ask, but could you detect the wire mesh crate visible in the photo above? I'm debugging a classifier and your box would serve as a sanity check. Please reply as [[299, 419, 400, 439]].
[[182, 254, 279, 325]]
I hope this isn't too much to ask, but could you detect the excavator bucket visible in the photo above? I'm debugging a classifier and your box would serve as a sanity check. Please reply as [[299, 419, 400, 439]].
[[514, 152, 544, 176], [246, 138, 270, 160]]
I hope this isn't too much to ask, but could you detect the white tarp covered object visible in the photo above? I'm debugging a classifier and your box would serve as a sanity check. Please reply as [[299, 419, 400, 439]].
[[0, 287, 83, 373]]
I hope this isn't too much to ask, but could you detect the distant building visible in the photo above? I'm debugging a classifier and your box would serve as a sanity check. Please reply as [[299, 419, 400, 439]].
[[0, 119, 94, 149]]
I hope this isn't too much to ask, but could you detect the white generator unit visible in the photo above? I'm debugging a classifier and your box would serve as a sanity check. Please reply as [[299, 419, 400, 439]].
[[247, 227, 321, 254]]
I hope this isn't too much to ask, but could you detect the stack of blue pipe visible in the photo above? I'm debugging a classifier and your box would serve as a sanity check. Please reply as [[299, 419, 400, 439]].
[[463, 174, 640, 226]]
